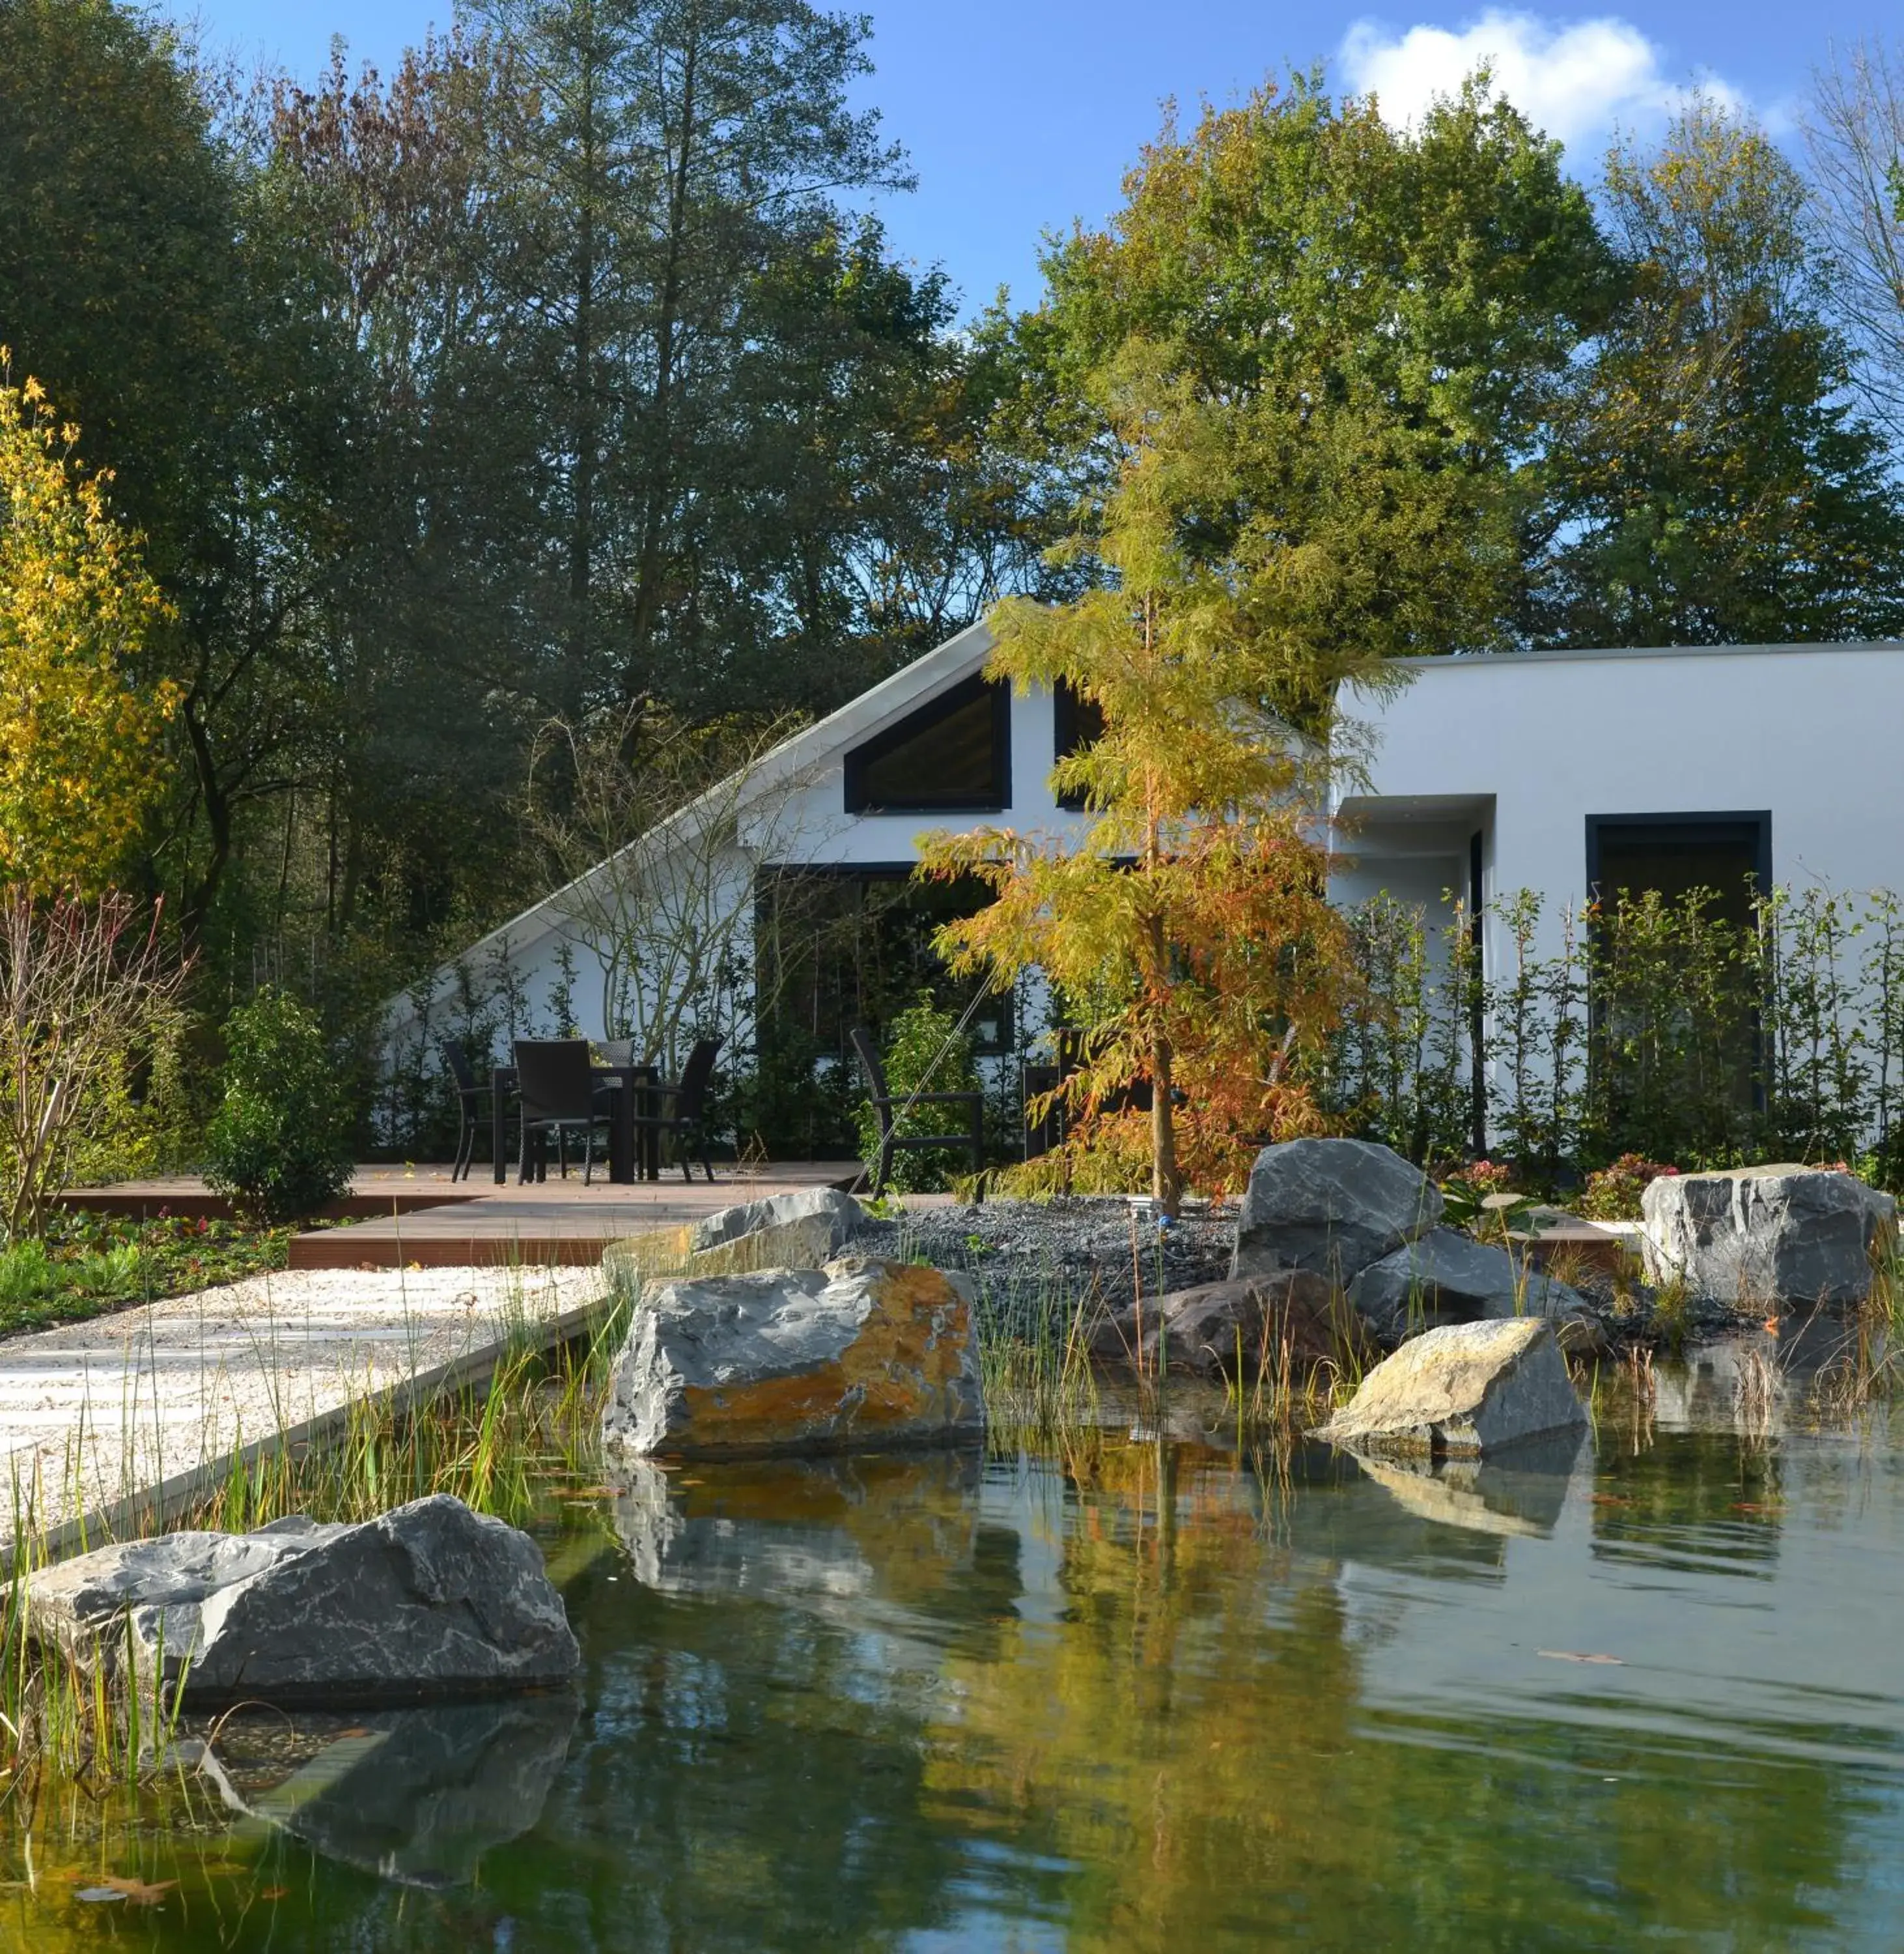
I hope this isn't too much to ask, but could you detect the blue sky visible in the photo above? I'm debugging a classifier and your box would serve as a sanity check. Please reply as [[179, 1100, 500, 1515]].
[[173, 2, 1885, 313]]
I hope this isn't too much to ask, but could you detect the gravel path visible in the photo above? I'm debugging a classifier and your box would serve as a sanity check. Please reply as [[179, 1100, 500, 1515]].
[[0, 1264, 607, 1553]]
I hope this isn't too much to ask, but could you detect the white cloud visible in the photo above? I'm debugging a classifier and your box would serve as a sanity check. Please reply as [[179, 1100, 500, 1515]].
[[1338, 10, 1748, 150]]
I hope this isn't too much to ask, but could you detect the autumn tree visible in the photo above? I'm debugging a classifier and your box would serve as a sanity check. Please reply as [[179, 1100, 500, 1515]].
[[0, 367, 178, 892], [921, 356, 1393, 1212]]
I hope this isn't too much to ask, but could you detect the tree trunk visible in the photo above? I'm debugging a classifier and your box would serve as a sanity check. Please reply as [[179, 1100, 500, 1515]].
[[1150, 1021, 1181, 1218], [624, 23, 697, 698], [180, 693, 231, 948]]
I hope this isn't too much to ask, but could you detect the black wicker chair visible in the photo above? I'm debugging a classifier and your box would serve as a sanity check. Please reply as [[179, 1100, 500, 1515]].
[[513, 1039, 610, 1183], [440, 1040, 492, 1183], [850, 1025, 984, 1198], [630, 1037, 721, 1183]]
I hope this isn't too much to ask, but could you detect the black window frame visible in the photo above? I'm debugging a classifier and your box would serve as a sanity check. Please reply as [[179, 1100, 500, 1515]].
[[843, 675, 1012, 815], [1052, 679, 1105, 812], [1584, 810, 1773, 909]]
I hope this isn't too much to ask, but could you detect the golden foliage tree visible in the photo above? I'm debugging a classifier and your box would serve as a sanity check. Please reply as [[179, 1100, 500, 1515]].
[[919, 356, 1392, 1211], [0, 361, 178, 894]]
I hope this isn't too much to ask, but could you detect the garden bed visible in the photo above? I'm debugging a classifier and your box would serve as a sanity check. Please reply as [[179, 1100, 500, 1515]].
[[0, 1212, 298, 1340]]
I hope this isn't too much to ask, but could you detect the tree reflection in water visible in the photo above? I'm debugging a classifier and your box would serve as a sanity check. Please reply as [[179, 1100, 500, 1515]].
[[5, 1418, 1904, 1949]]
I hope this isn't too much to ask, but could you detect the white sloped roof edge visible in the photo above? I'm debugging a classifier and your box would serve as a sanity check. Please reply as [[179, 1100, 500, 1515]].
[[384, 618, 1000, 1036]]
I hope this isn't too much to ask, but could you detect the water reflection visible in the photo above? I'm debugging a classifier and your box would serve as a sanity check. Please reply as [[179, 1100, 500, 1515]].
[[226, 1695, 578, 1888], [1349, 1427, 1586, 1538], [7, 1395, 1904, 1948]]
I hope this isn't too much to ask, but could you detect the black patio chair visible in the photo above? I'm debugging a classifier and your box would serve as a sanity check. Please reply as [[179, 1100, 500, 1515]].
[[513, 1038, 610, 1184], [630, 1037, 721, 1183], [850, 1025, 985, 1198], [440, 1039, 492, 1183]]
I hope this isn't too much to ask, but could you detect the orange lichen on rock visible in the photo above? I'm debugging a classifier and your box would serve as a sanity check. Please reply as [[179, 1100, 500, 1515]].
[[602, 1257, 985, 1460]]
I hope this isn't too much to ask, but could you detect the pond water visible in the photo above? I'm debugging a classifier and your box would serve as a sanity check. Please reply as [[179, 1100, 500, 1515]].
[[7, 1358, 1904, 1951]]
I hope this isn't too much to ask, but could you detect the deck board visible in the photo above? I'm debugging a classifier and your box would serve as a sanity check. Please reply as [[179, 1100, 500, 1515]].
[[284, 1163, 863, 1267]]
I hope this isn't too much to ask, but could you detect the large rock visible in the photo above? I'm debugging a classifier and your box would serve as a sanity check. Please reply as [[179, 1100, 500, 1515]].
[[1087, 1271, 1372, 1381], [602, 1256, 984, 1459], [604, 1186, 866, 1283], [1347, 1228, 1589, 1343], [1642, 1165, 1897, 1307], [687, 1185, 864, 1267], [1232, 1139, 1442, 1284], [26, 1495, 580, 1708], [1309, 1318, 1586, 1457]]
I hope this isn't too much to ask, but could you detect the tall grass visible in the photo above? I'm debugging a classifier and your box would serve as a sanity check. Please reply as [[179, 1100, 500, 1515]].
[[0, 1273, 634, 1805]]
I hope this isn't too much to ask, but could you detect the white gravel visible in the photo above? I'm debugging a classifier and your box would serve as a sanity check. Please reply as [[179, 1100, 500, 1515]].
[[0, 1265, 607, 1551]]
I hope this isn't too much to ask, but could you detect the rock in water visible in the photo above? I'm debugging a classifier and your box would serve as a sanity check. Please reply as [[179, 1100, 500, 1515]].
[[602, 1186, 867, 1282], [602, 1256, 984, 1459], [1232, 1139, 1442, 1284], [1642, 1165, 1897, 1307], [1347, 1228, 1588, 1343], [1087, 1271, 1371, 1380], [1309, 1318, 1585, 1457], [27, 1495, 579, 1707]]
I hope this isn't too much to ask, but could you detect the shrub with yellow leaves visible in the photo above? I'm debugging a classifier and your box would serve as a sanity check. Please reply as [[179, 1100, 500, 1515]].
[[0, 356, 180, 894]]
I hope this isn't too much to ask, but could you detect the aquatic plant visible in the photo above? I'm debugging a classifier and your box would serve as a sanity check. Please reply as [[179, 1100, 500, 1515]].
[[0, 1269, 632, 1803]]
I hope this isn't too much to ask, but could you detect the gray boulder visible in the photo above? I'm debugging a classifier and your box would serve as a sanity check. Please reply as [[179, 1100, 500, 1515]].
[[1347, 1228, 1589, 1343], [602, 1186, 866, 1283], [1087, 1270, 1371, 1380], [1642, 1165, 1896, 1307], [27, 1494, 579, 1707], [688, 1185, 863, 1258], [602, 1256, 984, 1459], [1310, 1318, 1586, 1457], [1232, 1139, 1442, 1284]]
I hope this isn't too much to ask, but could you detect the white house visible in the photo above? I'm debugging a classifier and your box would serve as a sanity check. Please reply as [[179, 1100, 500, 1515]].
[[1336, 641, 1904, 978], [382, 619, 1095, 1088], [385, 631, 1903, 1125]]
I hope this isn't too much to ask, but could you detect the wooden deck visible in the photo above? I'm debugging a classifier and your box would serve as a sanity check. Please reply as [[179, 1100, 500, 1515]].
[[293, 1163, 861, 1267], [64, 1162, 865, 1267]]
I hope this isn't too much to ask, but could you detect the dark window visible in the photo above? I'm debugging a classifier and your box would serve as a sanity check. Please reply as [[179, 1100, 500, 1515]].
[[755, 866, 1014, 1056], [1584, 812, 1772, 1120], [1052, 680, 1106, 812], [1586, 812, 1772, 928], [843, 677, 1010, 814]]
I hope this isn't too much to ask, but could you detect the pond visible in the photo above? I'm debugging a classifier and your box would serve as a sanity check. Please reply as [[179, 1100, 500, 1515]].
[[5, 1354, 1904, 1951]]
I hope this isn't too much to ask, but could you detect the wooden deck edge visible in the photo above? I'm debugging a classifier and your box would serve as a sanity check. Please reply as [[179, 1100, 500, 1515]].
[[59, 1188, 486, 1223], [5, 1284, 623, 1572], [288, 1236, 632, 1269]]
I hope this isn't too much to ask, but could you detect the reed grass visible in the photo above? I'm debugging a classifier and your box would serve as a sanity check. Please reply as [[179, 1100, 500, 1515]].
[[0, 1266, 634, 1805]]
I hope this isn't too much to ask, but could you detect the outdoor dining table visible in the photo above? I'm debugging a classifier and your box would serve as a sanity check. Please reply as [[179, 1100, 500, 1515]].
[[490, 1060, 661, 1184]]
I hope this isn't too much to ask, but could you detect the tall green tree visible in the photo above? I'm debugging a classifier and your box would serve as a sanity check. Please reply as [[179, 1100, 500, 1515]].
[[473, 0, 928, 709], [1534, 101, 1904, 645], [1011, 72, 1616, 655], [0, 0, 363, 942]]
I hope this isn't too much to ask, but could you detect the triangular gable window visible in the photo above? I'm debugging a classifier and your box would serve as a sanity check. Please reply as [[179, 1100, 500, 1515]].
[[843, 675, 1011, 814]]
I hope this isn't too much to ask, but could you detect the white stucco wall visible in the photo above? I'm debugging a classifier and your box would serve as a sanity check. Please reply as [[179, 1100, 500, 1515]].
[[1339, 643, 1904, 966]]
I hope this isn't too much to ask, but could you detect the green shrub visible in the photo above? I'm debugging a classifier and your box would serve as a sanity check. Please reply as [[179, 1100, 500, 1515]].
[[203, 989, 355, 1224], [1579, 1154, 1677, 1221], [856, 993, 983, 1193]]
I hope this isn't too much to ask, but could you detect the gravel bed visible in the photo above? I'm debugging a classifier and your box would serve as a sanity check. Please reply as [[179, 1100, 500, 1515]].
[[841, 1197, 1779, 1352], [843, 1196, 1235, 1338]]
